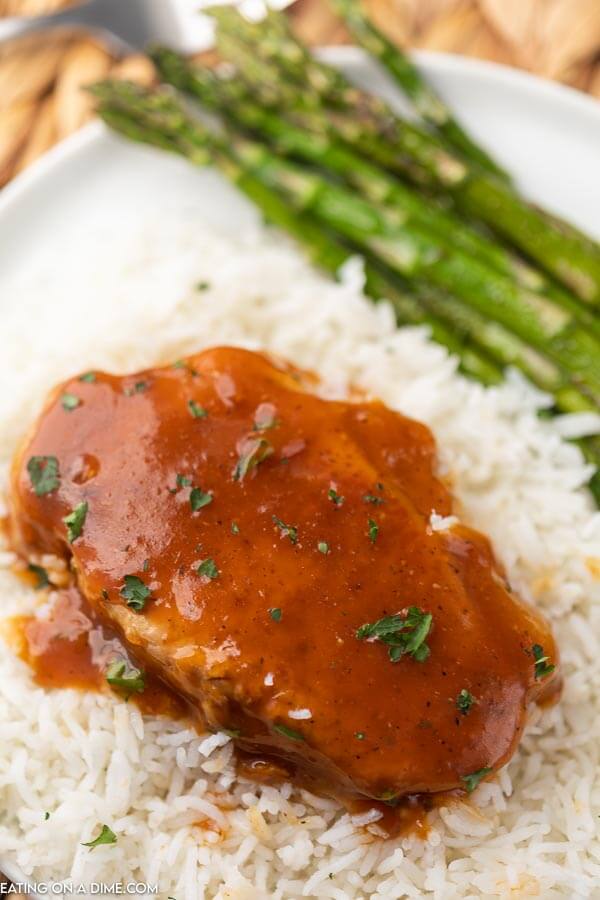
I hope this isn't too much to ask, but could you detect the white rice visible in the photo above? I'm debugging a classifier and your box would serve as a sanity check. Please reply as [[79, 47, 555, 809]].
[[1, 216, 599, 899]]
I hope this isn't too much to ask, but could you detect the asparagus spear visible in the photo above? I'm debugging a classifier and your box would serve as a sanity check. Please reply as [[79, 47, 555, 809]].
[[229, 141, 600, 399], [95, 81, 600, 403], [150, 48, 530, 286], [95, 82, 599, 407], [208, 6, 600, 305], [328, 0, 507, 179], [152, 48, 600, 342], [210, 8, 467, 186], [90, 84, 546, 386], [93, 84, 498, 387], [92, 82, 600, 496]]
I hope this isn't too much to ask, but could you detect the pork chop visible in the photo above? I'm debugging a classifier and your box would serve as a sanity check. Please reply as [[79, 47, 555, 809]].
[[9, 346, 559, 802]]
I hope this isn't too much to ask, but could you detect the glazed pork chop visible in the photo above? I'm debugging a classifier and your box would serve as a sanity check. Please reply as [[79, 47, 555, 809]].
[[9, 346, 559, 803]]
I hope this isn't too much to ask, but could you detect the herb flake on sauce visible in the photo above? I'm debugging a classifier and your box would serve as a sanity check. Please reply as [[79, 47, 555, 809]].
[[532, 643, 555, 679], [327, 487, 344, 507], [61, 393, 81, 412], [363, 493, 384, 505], [197, 558, 219, 580], [120, 575, 151, 612], [269, 607, 282, 622], [63, 501, 88, 543], [367, 518, 379, 544], [27, 456, 60, 496], [456, 689, 475, 715], [188, 400, 208, 419], [357, 607, 432, 663], [233, 437, 274, 481], [106, 660, 145, 695], [190, 487, 213, 511], [273, 515, 298, 545]]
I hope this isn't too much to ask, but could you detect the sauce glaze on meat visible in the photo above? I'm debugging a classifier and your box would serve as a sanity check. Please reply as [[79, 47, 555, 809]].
[[8, 346, 559, 804]]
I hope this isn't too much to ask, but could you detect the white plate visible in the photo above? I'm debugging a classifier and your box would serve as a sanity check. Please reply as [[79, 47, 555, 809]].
[[0, 49, 599, 892]]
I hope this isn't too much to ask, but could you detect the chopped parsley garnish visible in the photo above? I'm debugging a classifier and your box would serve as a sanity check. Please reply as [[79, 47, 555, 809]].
[[223, 727, 241, 738], [143, 559, 149, 572], [79, 372, 96, 383], [355, 731, 365, 740], [327, 487, 344, 507], [172, 360, 186, 369], [532, 644, 555, 679], [188, 400, 208, 419], [190, 487, 212, 511], [233, 437, 274, 481], [120, 575, 151, 612], [363, 494, 384, 505], [269, 607, 282, 622], [274, 723, 304, 741], [197, 558, 219, 580], [61, 392, 81, 412], [63, 501, 88, 543], [44, 812, 50, 821], [106, 660, 145, 696], [368, 518, 379, 544], [273, 515, 298, 545], [317, 541, 329, 554], [176, 474, 192, 489], [356, 607, 432, 663], [456, 689, 474, 715], [461, 767, 492, 793], [124, 381, 148, 396], [28, 563, 49, 590], [195, 280, 210, 291], [231, 521, 240, 535], [27, 456, 60, 496], [81, 824, 117, 850]]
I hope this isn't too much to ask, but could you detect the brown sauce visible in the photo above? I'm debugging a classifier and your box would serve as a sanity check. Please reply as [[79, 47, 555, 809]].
[[4, 346, 561, 837], [7, 587, 188, 720], [5, 584, 442, 838]]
